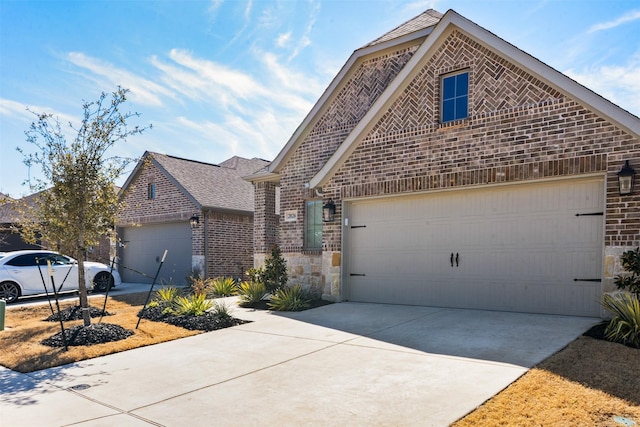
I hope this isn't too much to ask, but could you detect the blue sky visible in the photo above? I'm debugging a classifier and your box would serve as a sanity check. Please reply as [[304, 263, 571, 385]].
[[1, 0, 639, 198]]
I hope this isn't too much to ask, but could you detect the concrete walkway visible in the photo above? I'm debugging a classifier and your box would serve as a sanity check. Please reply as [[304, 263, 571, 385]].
[[0, 296, 598, 427]]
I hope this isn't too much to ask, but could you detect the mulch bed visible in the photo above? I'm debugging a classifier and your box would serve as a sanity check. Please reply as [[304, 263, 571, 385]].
[[137, 306, 250, 331], [41, 323, 134, 347], [40, 303, 250, 348], [239, 298, 334, 311], [44, 305, 112, 322], [583, 321, 639, 349]]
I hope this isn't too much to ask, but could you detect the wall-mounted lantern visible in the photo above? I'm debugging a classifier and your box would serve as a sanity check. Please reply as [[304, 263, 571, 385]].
[[323, 199, 336, 222], [618, 160, 636, 196], [189, 214, 200, 229]]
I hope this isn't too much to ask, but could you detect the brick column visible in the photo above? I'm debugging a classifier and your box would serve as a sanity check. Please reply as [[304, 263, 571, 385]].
[[253, 181, 278, 254]]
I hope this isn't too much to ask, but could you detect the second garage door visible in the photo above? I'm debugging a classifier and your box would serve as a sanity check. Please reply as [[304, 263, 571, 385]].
[[119, 222, 192, 285], [345, 177, 604, 317]]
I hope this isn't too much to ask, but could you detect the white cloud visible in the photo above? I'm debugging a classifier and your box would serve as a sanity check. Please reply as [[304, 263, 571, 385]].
[[287, 1, 319, 61], [565, 52, 640, 116], [168, 49, 269, 100], [0, 98, 77, 125], [588, 9, 640, 33], [260, 51, 324, 97], [208, 0, 223, 15], [66, 52, 174, 107], [276, 31, 292, 48]]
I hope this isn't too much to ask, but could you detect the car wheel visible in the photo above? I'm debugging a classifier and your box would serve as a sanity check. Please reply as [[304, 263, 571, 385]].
[[0, 281, 20, 304], [93, 272, 114, 292]]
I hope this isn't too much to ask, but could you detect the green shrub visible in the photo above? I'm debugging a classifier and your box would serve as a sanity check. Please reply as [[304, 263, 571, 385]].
[[601, 292, 640, 348], [211, 300, 232, 319], [263, 245, 288, 293], [614, 247, 640, 296], [162, 306, 176, 316], [210, 277, 237, 297], [246, 267, 264, 285], [176, 293, 213, 316], [156, 286, 180, 303], [237, 281, 267, 306], [268, 285, 310, 311]]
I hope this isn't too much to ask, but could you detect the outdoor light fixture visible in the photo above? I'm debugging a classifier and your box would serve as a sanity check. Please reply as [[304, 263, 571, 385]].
[[618, 160, 636, 196], [189, 214, 200, 229], [323, 199, 336, 222]]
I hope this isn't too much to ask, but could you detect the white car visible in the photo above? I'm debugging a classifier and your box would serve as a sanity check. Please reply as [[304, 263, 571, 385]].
[[0, 250, 121, 303]]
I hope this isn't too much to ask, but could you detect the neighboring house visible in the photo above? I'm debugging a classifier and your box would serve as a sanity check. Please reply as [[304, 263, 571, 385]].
[[0, 193, 40, 252], [117, 151, 268, 285], [0, 192, 111, 261], [247, 9, 640, 317]]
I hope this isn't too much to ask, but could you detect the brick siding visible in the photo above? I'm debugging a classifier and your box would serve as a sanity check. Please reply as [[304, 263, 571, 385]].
[[256, 27, 640, 298], [118, 159, 255, 281], [117, 161, 197, 226], [206, 210, 254, 280]]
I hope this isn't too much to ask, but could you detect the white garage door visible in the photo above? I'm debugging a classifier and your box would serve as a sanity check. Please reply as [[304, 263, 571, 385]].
[[119, 222, 192, 285], [346, 178, 604, 316]]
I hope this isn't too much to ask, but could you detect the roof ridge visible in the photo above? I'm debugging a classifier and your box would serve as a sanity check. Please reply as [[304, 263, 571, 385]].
[[363, 8, 443, 48], [153, 152, 221, 168]]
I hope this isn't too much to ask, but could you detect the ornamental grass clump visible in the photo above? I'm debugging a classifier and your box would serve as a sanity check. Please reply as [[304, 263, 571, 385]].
[[601, 292, 640, 348], [237, 281, 267, 306], [268, 285, 311, 311], [209, 277, 237, 297], [175, 293, 213, 316]]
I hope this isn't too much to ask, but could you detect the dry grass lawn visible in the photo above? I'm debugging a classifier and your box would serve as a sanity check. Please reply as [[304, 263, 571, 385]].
[[2, 294, 639, 426], [453, 336, 640, 426], [0, 292, 200, 373]]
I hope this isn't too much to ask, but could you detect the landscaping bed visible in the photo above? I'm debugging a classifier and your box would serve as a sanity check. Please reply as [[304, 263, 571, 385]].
[[0, 292, 244, 372], [138, 305, 249, 331]]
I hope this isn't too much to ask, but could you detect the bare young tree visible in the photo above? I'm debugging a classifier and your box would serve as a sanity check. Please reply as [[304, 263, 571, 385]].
[[17, 87, 150, 326]]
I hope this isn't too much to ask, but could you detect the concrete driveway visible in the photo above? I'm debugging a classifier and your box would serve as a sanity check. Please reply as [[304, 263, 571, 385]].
[[0, 299, 598, 426]]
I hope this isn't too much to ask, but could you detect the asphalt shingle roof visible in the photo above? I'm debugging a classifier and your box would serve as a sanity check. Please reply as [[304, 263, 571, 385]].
[[363, 9, 443, 48], [150, 153, 268, 213]]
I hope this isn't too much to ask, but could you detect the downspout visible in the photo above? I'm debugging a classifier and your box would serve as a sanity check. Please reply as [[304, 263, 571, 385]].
[[204, 209, 209, 279]]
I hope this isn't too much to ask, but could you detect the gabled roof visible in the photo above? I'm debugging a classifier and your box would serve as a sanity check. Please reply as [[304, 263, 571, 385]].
[[248, 8, 640, 188], [363, 9, 443, 48], [122, 152, 268, 213], [309, 9, 640, 188], [219, 155, 270, 176], [246, 9, 443, 184]]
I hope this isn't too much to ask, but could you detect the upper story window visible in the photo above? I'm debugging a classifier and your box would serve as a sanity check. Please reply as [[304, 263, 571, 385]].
[[304, 200, 322, 250], [441, 71, 469, 123], [148, 183, 156, 200]]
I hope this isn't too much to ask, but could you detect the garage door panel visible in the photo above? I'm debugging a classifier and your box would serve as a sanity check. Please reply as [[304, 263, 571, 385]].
[[120, 223, 192, 285], [346, 178, 604, 316]]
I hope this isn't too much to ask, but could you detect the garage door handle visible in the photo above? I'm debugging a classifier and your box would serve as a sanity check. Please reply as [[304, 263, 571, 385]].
[[450, 253, 460, 267], [574, 278, 602, 282]]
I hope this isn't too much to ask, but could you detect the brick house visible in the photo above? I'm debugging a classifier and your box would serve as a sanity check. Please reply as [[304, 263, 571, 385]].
[[0, 194, 41, 252], [248, 9, 640, 317], [0, 192, 111, 261], [118, 151, 268, 285]]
